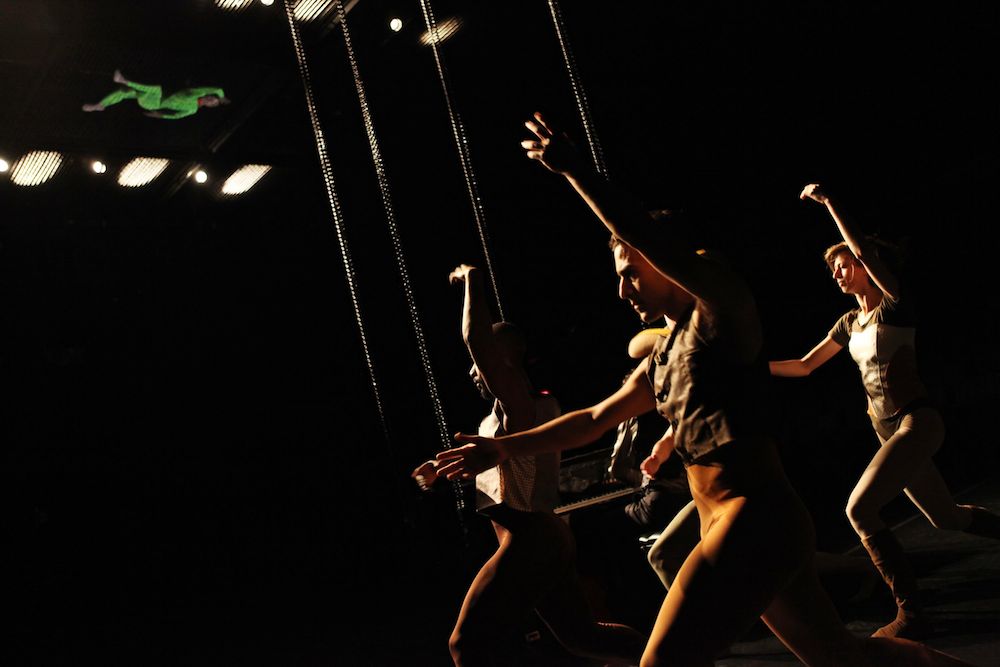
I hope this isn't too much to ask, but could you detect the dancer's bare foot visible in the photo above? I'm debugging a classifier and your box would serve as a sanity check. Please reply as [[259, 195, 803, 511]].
[[113, 69, 127, 84]]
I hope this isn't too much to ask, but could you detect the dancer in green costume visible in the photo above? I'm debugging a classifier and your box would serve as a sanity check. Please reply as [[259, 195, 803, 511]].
[[83, 70, 228, 119]]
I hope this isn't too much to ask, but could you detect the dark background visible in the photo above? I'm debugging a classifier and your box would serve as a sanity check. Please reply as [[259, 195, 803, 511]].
[[3, 1, 997, 664]]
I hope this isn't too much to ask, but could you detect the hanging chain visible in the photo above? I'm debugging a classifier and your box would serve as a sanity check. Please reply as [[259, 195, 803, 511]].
[[417, 0, 505, 323], [546, 0, 608, 177], [330, 0, 467, 520], [281, 0, 391, 445]]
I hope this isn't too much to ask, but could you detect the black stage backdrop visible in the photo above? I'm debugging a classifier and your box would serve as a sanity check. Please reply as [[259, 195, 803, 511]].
[[3, 1, 997, 663]]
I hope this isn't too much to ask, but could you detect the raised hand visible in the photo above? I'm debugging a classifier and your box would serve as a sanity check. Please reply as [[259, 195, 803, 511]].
[[799, 183, 830, 205], [520, 112, 585, 175], [448, 263, 478, 285]]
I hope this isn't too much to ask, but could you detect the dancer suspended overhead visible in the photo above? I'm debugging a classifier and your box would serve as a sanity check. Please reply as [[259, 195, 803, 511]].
[[436, 113, 973, 667], [411, 264, 645, 667], [770, 183, 1000, 639], [82, 70, 228, 119]]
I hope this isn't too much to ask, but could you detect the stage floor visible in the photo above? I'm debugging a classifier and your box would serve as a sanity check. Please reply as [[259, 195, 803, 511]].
[[717, 479, 1000, 666]]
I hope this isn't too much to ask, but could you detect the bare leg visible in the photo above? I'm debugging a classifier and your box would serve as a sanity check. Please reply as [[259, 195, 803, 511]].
[[847, 408, 953, 538], [641, 494, 814, 667], [846, 408, 961, 637], [763, 560, 975, 666], [449, 510, 643, 667], [646, 499, 700, 590]]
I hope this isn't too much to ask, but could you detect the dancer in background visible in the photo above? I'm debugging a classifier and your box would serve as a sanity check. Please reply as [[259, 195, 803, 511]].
[[412, 264, 645, 667], [770, 183, 1000, 639]]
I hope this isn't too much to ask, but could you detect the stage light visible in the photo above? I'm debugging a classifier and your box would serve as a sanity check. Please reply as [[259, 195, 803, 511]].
[[194, 170, 209, 184], [215, 0, 253, 11], [118, 157, 170, 187], [10, 150, 63, 186], [92, 160, 107, 174], [389, 17, 403, 32], [261, 0, 274, 5], [0, 158, 9, 173], [221, 164, 272, 195], [418, 16, 462, 46], [294, 0, 332, 23]]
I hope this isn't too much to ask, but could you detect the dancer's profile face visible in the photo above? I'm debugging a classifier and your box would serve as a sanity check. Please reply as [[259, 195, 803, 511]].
[[613, 244, 672, 323], [830, 251, 862, 294], [469, 364, 492, 401]]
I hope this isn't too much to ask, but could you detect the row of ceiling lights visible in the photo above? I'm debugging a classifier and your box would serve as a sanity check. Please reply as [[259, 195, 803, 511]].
[[0, 151, 272, 195], [214, 0, 462, 46]]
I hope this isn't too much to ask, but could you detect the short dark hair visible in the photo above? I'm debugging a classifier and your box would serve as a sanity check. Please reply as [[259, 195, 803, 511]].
[[823, 242, 854, 269]]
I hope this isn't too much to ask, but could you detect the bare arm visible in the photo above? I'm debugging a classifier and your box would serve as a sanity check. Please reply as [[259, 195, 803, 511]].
[[769, 335, 842, 377], [640, 426, 674, 477], [800, 183, 899, 299], [450, 264, 535, 433], [436, 361, 657, 480]]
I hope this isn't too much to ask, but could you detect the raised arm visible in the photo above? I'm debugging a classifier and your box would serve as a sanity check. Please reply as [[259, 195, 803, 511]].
[[436, 360, 657, 480], [450, 264, 535, 433], [769, 335, 842, 377], [521, 112, 748, 313], [800, 183, 899, 299]]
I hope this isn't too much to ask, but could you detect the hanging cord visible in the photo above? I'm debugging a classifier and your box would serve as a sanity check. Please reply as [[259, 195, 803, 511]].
[[329, 0, 468, 524], [546, 0, 608, 177], [280, 0, 391, 445], [417, 0, 505, 322]]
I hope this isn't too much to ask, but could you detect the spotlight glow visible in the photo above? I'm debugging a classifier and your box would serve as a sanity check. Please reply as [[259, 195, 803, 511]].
[[0, 158, 9, 173], [92, 160, 107, 174], [294, 0, 332, 23], [214, 0, 254, 11], [261, 0, 274, 5], [194, 170, 208, 184], [118, 157, 170, 187], [389, 17, 403, 32], [419, 16, 463, 46], [10, 151, 63, 186], [221, 164, 272, 195]]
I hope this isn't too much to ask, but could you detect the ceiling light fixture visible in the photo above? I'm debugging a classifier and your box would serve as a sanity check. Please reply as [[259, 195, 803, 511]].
[[294, 0, 333, 23], [10, 150, 63, 186], [118, 157, 170, 187], [418, 16, 463, 46], [221, 164, 272, 195], [215, 0, 254, 11]]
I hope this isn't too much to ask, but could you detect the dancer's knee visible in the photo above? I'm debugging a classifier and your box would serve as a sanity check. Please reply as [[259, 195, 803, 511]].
[[448, 624, 490, 667], [647, 542, 665, 573], [846, 493, 882, 537]]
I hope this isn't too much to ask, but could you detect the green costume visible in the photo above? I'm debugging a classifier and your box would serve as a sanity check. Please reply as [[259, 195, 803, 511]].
[[97, 80, 225, 120]]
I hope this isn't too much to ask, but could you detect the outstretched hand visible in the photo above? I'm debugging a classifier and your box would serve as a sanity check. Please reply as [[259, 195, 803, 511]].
[[800, 183, 830, 205], [435, 433, 506, 480], [521, 112, 585, 175], [411, 460, 440, 491]]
